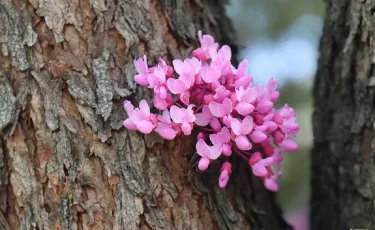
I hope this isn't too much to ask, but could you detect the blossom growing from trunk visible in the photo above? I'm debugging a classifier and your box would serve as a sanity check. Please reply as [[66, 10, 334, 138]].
[[123, 31, 300, 192]]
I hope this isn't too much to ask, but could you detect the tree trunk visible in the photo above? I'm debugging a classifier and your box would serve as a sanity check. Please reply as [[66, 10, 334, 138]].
[[0, 0, 290, 229], [312, 0, 375, 229]]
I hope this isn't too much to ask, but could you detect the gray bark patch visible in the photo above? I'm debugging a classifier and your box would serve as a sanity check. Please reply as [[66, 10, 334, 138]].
[[0, 3, 36, 71], [0, 75, 16, 131]]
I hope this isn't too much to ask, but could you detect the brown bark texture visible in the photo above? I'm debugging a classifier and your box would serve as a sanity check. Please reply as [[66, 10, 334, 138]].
[[312, 0, 375, 229], [0, 0, 290, 229]]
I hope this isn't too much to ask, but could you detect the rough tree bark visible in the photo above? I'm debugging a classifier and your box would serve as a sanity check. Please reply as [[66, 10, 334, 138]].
[[0, 0, 290, 229], [312, 0, 375, 229]]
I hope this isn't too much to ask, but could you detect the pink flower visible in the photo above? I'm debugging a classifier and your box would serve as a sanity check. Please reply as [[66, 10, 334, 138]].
[[157, 58, 174, 78], [210, 45, 232, 75], [148, 66, 166, 89], [134, 55, 149, 86], [196, 139, 222, 170], [193, 31, 218, 61], [167, 77, 190, 94], [219, 162, 232, 188], [264, 176, 279, 192], [250, 130, 267, 143], [249, 152, 276, 177], [265, 77, 280, 102], [173, 57, 201, 77], [280, 139, 299, 152], [200, 65, 221, 83], [170, 105, 196, 135], [231, 116, 254, 150], [209, 98, 232, 118], [235, 86, 257, 115], [123, 100, 157, 134], [154, 94, 173, 110], [155, 110, 179, 140], [210, 127, 232, 156], [214, 86, 231, 103], [195, 105, 214, 126]]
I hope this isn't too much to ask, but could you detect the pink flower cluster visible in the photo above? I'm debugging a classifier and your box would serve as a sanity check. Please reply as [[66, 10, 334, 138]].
[[123, 31, 300, 191]]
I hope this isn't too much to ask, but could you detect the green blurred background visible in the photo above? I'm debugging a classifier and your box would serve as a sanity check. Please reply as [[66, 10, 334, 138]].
[[226, 1, 325, 229]]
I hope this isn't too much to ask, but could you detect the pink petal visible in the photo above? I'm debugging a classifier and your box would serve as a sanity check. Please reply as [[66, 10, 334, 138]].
[[218, 170, 229, 188], [264, 121, 278, 133], [198, 157, 210, 171], [282, 120, 300, 134], [236, 102, 254, 116], [195, 114, 211, 126], [242, 87, 257, 103], [280, 139, 299, 152], [209, 45, 218, 61], [173, 59, 184, 75], [210, 126, 230, 145], [211, 79, 221, 90], [192, 48, 205, 61], [252, 163, 268, 177], [263, 113, 274, 121], [209, 118, 221, 131], [217, 45, 231, 62], [154, 96, 168, 110], [134, 73, 149, 86], [264, 178, 278, 192], [270, 91, 280, 102], [273, 130, 285, 144], [249, 152, 262, 166], [257, 100, 273, 114], [195, 106, 212, 126], [208, 144, 222, 160], [136, 120, 154, 134], [134, 56, 148, 73], [158, 110, 171, 124], [255, 125, 268, 132], [166, 78, 188, 94], [157, 127, 177, 140], [236, 59, 248, 77], [169, 105, 181, 123], [197, 132, 205, 141], [235, 135, 252, 150], [154, 67, 166, 83], [240, 115, 254, 135], [235, 76, 252, 89], [123, 100, 134, 115], [190, 57, 202, 74], [201, 66, 220, 83], [123, 119, 137, 130], [159, 86, 167, 100], [139, 100, 150, 116], [180, 73, 193, 88], [230, 118, 242, 135], [214, 86, 231, 103], [148, 73, 162, 88], [181, 122, 192, 135], [266, 77, 278, 91], [199, 31, 215, 48], [250, 130, 267, 143], [222, 144, 232, 156], [222, 115, 232, 128], [209, 101, 225, 117], [222, 98, 233, 115], [179, 91, 190, 105], [196, 139, 210, 157], [262, 157, 276, 167], [183, 105, 196, 122]]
